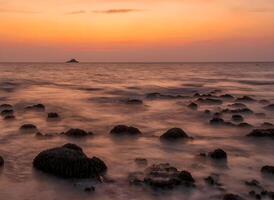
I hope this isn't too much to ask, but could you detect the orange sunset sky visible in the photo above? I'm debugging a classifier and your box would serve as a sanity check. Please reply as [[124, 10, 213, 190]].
[[0, 0, 274, 62]]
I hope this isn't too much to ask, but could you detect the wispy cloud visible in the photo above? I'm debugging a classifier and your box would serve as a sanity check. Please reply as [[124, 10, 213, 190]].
[[92, 9, 143, 14], [65, 10, 86, 15], [0, 8, 40, 14]]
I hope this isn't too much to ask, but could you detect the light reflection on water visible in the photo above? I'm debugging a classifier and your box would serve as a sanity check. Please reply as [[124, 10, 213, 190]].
[[0, 62, 274, 199]]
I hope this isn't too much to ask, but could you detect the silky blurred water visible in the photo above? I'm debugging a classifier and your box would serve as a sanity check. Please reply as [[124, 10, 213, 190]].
[[0, 62, 274, 200]]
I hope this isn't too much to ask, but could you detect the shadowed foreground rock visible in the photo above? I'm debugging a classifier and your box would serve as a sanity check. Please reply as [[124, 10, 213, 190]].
[[247, 129, 274, 138], [223, 193, 245, 200], [110, 125, 142, 136], [160, 128, 191, 140], [33, 143, 107, 178], [129, 163, 195, 189], [63, 128, 93, 137]]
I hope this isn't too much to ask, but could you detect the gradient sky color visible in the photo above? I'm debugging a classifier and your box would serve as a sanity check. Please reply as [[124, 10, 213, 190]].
[[0, 0, 274, 62]]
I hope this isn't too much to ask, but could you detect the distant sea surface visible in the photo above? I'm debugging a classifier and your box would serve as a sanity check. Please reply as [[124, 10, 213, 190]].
[[0, 62, 274, 200]]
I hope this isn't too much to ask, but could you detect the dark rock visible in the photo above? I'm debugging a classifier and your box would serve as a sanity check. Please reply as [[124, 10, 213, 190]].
[[232, 115, 244, 122], [237, 122, 253, 129], [25, 104, 45, 111], [84, 186, 95, 192], [160, 128, 191, 140], [255, 113, 266, 118], [236, 96, 256, 102], [47, 112, 60, 119], [204, 109, 211, 114], [209, 149, 227, 160], [3, 115, 15, 120], [125, 99, 143, 105], [261, 165, 274, 175], [245, 179, 260, 187], [264, 104, 274, 111], [196, 98, 223, 105], [229, 108, 253, 115], [0, 104, 13, 110], [228, 103, 247, 108], [1, 109, 14, 116], [20, 124, 38, 132], [220, 94, 234, 99], [135, 158, 148, 166], [36, 132, 54, 138], [146, 92, 162, 99], [260, 122, 274, 128], [33, 143, 107, 178], [146, 92, 186, 100], [188, 102, 198, 110], [259, 99, 270, 105], [0, 156, 4, 167], [66, 59, 79, 63], [110, 125, 141, 136], [204, 175, 221, 186], [223, 193, 245, 200], [247, 129, 274, 138], [210, 117, 225, 125], [63, 128, 93, 137]]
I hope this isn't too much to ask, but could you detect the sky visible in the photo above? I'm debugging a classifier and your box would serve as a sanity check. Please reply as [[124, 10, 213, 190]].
[[0, 0, 274, 62]]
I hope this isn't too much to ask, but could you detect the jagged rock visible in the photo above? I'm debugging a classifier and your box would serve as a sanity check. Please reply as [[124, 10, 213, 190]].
[[231, 115, 244, 122], [110, 125, 141, 136], [47, 112, 60, 119], [264, 104, 274, 111], [33, 143, 107, 178], [0, 156, 4, 167], [261, 165, 274, 175], [245, 179, 260, 187], [188, 102, 198, 110], [196, 98, 223, 105], [247, 129, 274, 138], [160, 128, 191, 140], [209, 149, 227, 160], [25, 104, 45, 111], [63, 128, 93, 137], [223, 193, 245, 200]]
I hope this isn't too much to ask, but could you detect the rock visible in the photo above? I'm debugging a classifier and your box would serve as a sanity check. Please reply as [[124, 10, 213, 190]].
[[84, 186, 95, 192], [47, 112, 60, 119], [160, 128, 191, 140], [135, 158, 148, 166], [228, 103, 247, 108], [125, 99, 143, 105], [209, 149, 227, 160], [25, 104, 45, 111], [204, 175, 221, 186], [143, 163, 195, 188], [20, 124, 38, 133], [3, 115, 15, 120], [33, 143, 107, 178], [237, 123, 253, 128], [196, 98, 223, 105], [110, 125, 141, 136], [128, 172, 144, 185], [255, 113, 266, 118], [146, 93, 186, 100], [223, 193, 245, 200], [210, 117, 225, 125], [261, 165, 274, 175], [63, 128, 93, 137], [36, 132, 54, 138], [264, 104, 274, 111], [220, 94, 234, 99], [245, 179, 260, 187], [259, 99, 270, 105], [188, 102, 198, 110], [0, 156, 4, 167], [247, 129, 274, 138], [146, 92, 162, 99], [236, 96, 256, 102], [204, 109, 211, 114], [222, 108, 253, 115], [66, 59, 79, 63], [0, 104, 13, 110], [1, 109, 14, 116], [231, 115, 244, 122], [260, 122, 274, 128]]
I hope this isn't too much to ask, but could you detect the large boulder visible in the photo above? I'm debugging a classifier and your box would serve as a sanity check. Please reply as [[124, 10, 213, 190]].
[[110, 125, 142, 136], [62, 128, 93, 137], [160, 128, 191, 140], [247, 129, 274, 138], [33, 143, 107, 178]]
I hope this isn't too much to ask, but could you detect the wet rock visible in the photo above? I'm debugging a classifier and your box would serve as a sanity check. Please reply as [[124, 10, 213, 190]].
[[63, 128, 93, 137], [25, 104, 45, 111], [220, 94, 234, 99], [110, 125, 142, 136], [143, 163, 195, 188], [232, 115, 244, 122], [33, 143, 107, 178], [47, 112, 60, 119], [209, 149, 227, 160], [125, 99, 143, 105], [0, 156, 4, 167], [223, 193, 245, 200], [135, 158, 148, 166], [210, 117, 225, 125], [260, 122, 274, 128], [160, 128, 191, 140], [188, 102, 198, 110], [66, 58, 79, 63], [20, 124, 38, 133], [236, 96, 256, 102], [247, 129, 274, 138], [228, 103, 247, 108], [0, 104, 13, 110], [1, 109, 14, 116], [146, 92, 186, 100], [261, 165, 274, 175], [259, 99, 270, 105], [196, 98, 223, 105], [264, 104, 274, 111], [3, 115, 15, 120], [237, 122, 253, 129]]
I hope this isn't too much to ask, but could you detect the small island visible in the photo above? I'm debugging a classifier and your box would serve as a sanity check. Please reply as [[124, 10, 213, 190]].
[[66, 58, 79, 63]]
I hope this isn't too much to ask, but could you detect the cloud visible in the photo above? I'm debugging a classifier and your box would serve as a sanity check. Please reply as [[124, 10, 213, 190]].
[[92, 9, 143, 14], [0, 8, 40, 14], [65, 10, 86, 15]]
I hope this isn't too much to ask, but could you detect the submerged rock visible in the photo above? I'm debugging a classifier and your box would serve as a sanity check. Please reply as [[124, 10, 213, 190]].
[[63, 128, 93, 137], [33, 143, 107, 178], [25, 104, 45, 111], [160, 128, 191, 140], [0, 156, 4, 167], [264, 104, 274, 111], [209, 149, 227, 160], [110, 125, 141, 136], [231, 114, 244, 122], [247, 129, 274, 138], [261, 166, 274, 175], [223, 193, 245, 200], [188, 102, 198, 110], [47, 112, 60, 119]]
